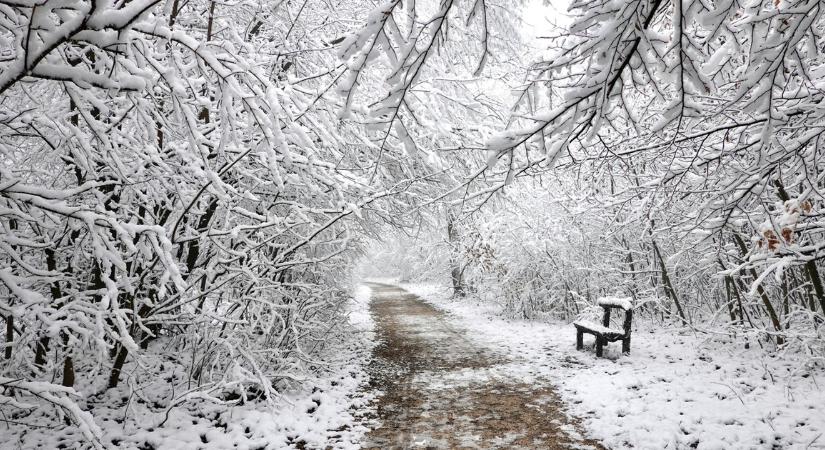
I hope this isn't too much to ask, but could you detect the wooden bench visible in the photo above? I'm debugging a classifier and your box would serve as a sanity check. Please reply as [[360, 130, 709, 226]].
[[574, 297, 633, 357]]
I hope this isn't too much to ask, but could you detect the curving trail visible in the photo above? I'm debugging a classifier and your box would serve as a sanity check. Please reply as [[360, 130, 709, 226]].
[[361, 283, 604, 450]]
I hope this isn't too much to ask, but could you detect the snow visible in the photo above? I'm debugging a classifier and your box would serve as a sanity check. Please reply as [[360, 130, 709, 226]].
[[402, 283, 825, 450], [349, 284, 375, 332], [597, 295, 633, 310]]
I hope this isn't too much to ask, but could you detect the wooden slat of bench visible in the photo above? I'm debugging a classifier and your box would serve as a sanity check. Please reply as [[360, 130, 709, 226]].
[[573, 320, 625, 338]]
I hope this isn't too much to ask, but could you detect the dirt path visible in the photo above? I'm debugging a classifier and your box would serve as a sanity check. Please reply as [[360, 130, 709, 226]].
[[362, 283, 604, 450]]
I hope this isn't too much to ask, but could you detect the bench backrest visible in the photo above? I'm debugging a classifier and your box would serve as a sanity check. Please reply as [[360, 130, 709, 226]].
[[601, 304, 633, 335]]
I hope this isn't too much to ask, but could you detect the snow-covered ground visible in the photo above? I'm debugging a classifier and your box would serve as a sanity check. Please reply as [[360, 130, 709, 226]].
[[403, 283, 825, 450], [7, 282, 823, 449], [0, 286, 376, 450]]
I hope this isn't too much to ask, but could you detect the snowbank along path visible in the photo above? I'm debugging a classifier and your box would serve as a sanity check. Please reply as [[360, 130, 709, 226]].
[[361, 283, 603, 449]]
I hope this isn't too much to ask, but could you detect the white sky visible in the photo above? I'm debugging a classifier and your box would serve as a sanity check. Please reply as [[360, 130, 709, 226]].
[[522, 0, 574, 40]]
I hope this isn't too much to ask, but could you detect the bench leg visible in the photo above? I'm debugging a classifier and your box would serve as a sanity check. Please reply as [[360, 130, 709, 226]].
[[595, 337, 604, 357], [576, 330, 583, 350], [622, 336, 630, 354]]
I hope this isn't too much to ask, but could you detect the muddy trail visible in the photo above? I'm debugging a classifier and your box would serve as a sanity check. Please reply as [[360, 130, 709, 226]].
[[362, 283, 604, 450]]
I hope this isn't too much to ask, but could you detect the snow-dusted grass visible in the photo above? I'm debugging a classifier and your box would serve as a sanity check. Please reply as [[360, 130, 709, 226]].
[[0, 286, 376, 450], [404, 283, 825, 450]]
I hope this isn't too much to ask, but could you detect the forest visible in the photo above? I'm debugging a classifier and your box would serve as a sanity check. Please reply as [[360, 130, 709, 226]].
[[1, 0, 824, 448]]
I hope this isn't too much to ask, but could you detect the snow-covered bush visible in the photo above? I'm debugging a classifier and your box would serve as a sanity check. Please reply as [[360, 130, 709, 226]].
[[0, 0, 447, 445]]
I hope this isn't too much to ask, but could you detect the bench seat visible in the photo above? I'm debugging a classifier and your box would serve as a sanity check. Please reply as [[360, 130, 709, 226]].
[[573, 321, 626, 341]]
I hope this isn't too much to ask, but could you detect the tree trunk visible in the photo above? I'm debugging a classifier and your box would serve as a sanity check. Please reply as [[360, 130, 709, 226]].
[[731, 233, 783, 344], [108, 346, 129, 389], [62, 353, 75, 388], [804, 260, 825, 318], [724, 276, 737, 323], [446, 212, 466, 297], [34, 337, 50, 368], [4, 315, 12, 360], [651, 238, 687, 324]]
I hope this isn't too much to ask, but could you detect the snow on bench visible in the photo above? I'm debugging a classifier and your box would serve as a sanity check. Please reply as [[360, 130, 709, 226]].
[[596, 296, 633, 310], [572, 320, 625, 337], [574, 297, 634, 357]]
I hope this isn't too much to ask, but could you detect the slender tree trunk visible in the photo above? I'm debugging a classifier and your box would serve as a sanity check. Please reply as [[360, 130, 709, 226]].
[[729, 277, 752, 349], [36, 248, 66, 368], [804, 260, 825, 318], [108, 346, 129, 389], [623, 238, 639, 301], [4, 315, 12, 360], [724, 276, 737, 323], [5, 218, 16, 360], [62, 356, 75, 387], [446, 212, 466, 297], [34, 337, 49, 368], [651, 238, 687, 324], [61, 333, 75, 387], [731, 233, 783, 344]]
